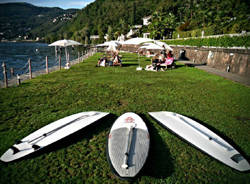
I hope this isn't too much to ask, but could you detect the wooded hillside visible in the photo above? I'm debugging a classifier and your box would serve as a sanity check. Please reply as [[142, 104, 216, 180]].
[[49, 0, 249, 43]]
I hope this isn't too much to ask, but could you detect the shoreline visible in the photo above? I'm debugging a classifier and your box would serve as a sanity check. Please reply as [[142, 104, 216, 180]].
[[0, 50, 96, 88], [0, 39, 44, 43]]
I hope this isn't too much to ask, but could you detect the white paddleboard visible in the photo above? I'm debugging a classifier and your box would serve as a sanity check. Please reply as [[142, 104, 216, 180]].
[[107, 112, 150, 178], [149, 111, 250, 172], [1, 111, 109, 162]]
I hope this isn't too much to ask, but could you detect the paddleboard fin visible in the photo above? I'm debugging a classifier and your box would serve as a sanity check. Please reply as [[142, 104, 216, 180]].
[[32, 144, 40, 150], [231, 154, 244, 163], [15, 140, 23, 144], [10, 146, 20, 154]]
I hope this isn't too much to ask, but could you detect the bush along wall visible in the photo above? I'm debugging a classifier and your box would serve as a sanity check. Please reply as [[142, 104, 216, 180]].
[[172, 26, 225, 39], [164, 35, 250, 48]]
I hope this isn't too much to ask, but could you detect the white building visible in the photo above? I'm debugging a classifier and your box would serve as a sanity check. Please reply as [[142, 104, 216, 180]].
[[143, 33, 150, 38], [90, 35, 100, 40], [142, 16, 151, 26], [117, 34, 125, 42], [126, 25, 142, 38]]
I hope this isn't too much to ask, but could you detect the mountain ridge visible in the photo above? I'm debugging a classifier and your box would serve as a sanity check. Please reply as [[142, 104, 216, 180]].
[[0, 2, 78, 41]]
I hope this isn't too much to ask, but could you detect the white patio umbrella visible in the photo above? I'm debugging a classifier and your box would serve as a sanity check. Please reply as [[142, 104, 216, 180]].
[[106, 44, 118, 52], [96, 40, 121, 52], [96, 40, 121, 47], [123, 37, 154, 45], [154, 41, 173, 51], [140, 40, 173, 51], [96, 43, 108, 47], [139, 43, 164, 50], [49, 39, 81, 68], [49, 39, 81, 47]]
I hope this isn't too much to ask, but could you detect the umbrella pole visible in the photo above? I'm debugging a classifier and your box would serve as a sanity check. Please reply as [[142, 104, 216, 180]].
[[65, 47, 69, 69], [55, 46, 57, 64], [65, 47, 67, 63], [136, 52, 142, 71], [138, 53, 140, 67], [55, 46, 57, 58]]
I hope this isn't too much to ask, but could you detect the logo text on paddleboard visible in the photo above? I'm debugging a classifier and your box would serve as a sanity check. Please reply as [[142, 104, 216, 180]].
[[125, 117, 135, 123]]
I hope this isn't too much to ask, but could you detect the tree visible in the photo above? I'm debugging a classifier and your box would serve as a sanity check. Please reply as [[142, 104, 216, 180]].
[[130, 2, 136, 25], [119, 18, 129, 35], [148, 11, 177, 39], [85, 36, 89, 45], [98, 24, 105, 43], [107, 26, 114, 41], [114, 31, 121, 40]]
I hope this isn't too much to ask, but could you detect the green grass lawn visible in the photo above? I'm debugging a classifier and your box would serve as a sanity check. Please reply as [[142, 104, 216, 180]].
[[0, 52, 250, 184]]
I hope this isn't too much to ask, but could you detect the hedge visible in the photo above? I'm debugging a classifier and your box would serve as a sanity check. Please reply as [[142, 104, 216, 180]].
[[164, 36, 250, 48]]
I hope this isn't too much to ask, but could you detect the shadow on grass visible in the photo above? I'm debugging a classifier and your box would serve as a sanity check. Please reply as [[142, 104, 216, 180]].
[[174, 63, 185, 69], [183, 63, 207, 67], [121, 63, 139, 67], [139, 114, 174, 179], [2, 114, 116, 164]]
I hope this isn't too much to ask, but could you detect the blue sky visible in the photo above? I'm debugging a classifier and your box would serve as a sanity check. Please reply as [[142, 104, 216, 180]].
[[0, 0, 96, 9]]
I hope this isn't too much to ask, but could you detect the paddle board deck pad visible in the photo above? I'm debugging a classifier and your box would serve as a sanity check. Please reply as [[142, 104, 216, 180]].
[[149, 111, 250, 172], [1, 111, 109, 162], [107, 112, 150, 178]]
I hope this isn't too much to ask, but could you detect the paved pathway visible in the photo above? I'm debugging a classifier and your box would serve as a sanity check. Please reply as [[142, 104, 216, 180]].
[[178, 61, 250, 87]]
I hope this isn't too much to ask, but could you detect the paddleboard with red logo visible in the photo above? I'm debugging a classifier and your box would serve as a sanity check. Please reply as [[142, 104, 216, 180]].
[[107, 112, 150, 179]]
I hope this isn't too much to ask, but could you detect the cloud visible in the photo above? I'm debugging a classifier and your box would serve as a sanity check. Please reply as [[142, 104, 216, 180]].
[[65, 1, 92, 9], [68, 1, 93, 6]]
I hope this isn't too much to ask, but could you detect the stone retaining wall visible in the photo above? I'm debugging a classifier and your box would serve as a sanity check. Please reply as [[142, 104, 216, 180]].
[[171, 46, 250, 77]]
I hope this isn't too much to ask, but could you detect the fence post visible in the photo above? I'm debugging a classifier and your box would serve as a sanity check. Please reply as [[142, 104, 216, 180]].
[[78, 52, 80, 63], [46, 56, 49, 74], [28, 58, 32, 79], [17, 74, 21, 86], [2, 62, 8, 88], [10, 67, 14, 78], [59, 55, 61, 70]]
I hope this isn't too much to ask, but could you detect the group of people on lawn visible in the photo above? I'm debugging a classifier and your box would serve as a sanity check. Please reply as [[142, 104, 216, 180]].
[[97, 51, 122, 67], [96, 48, 174, 70], [146, 49, 174, 71]]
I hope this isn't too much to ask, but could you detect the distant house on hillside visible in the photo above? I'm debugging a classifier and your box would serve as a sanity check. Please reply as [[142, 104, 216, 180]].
[[143, 33, 150, 38], [124, 16, 152, 38], [142, 16, 151, 26], [117, 34, 125, 42], [90, 35, 99, 40], [141, 16, 151, 38], [126, 25, 142, 38], [104, 34, 108, 41]]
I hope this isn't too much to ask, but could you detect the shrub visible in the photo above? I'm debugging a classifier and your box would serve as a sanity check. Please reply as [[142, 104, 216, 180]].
[[178, 21, 190, 31], [164, 36, 250, 48], [230, 23, 241, 33]]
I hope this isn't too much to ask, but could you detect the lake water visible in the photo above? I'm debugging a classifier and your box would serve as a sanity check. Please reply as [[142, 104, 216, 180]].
[[0, 42, 81, 80]]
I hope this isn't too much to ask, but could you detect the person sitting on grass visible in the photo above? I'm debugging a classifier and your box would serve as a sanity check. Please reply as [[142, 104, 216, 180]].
[[152, 54, 164, 71], [160, 50, 175, 70], [165, 50, 174, 65], [97, 56, 107, 67], [167, 50, 173, 59], [112, 53, 122, 67]]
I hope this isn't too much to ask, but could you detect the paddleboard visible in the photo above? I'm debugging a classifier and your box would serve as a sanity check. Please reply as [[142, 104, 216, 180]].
[[107, 112, 150, 178], [1, 111, 109, 162], [149, 111, 250, 172]]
